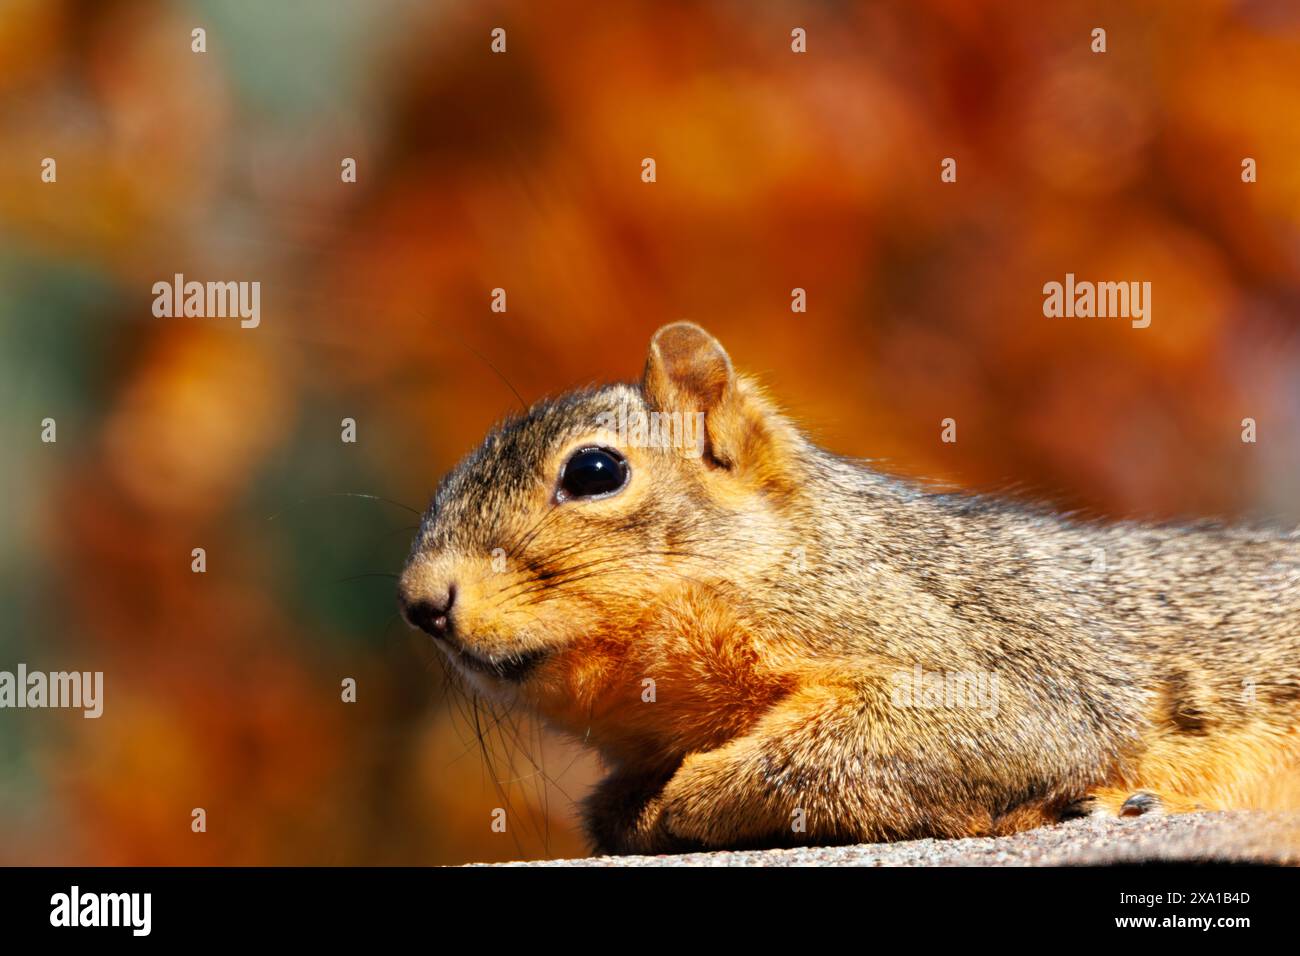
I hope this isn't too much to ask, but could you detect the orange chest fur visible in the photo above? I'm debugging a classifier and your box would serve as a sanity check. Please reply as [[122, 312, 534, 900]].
[[540, 598, 796, 766]]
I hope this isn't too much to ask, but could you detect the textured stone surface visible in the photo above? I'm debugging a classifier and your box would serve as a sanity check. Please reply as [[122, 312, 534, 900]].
[[480, 811, 1300, 866]]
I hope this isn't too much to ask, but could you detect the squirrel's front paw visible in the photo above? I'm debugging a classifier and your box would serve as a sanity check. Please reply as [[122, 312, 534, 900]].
[[658, 750, 790, 848], [584, 774, 720, 855], [583, 768, 702, 856], [658, 777, 713, 845]]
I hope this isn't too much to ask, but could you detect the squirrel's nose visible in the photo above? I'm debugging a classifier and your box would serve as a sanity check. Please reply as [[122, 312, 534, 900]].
[[401, 585, 457, 639]]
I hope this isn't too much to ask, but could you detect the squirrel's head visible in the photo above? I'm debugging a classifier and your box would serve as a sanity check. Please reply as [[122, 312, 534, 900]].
[[398, 323, 806, 741]]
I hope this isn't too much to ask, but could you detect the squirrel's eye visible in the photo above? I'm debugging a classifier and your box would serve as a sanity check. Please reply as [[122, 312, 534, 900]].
[[558, 447, 629, 501]]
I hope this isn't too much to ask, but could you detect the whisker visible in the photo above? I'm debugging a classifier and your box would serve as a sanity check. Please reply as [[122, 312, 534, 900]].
[[266, 491, 422, 522], [485, 549, 627, 605], [504, 507, 564, 559], [334, 571, 400, 585], [470, 695, 529, 859]]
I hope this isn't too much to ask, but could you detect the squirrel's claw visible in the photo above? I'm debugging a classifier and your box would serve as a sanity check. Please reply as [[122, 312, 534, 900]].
[[1119, 791, 1164, 817]]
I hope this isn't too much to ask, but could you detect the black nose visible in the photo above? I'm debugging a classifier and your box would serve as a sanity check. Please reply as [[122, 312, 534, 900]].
[[403, 586, 456, 638]]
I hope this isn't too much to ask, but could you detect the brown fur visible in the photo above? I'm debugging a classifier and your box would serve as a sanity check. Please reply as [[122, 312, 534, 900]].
[[398, 323, 1300, 855]]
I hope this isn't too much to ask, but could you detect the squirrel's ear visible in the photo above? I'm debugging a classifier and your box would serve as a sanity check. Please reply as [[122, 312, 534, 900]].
[[643, 322, 734, 413], [643, 322, 750, 467]]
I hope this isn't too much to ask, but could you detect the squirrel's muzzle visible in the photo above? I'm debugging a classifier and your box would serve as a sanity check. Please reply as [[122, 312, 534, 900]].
[[399, 585, 456, 640]]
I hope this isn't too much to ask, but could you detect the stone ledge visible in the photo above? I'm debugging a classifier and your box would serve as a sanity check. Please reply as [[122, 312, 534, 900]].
[[476, 811, 1300, 866]]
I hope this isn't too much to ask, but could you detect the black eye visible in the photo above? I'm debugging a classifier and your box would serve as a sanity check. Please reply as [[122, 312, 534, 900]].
[[558, 447, 629, 501]]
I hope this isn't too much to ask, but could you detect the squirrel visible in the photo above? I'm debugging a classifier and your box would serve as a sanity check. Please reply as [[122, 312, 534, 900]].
[[398, 322, 1300, 855]]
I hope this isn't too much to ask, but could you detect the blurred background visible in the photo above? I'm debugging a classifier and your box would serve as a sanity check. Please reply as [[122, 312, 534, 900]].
[[1, 0, 1299, 865]]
